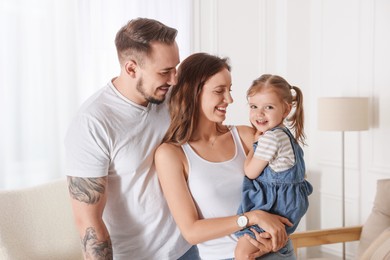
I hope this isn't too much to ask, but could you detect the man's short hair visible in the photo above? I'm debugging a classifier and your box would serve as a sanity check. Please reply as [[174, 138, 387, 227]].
[[115, 17, 178, 66]]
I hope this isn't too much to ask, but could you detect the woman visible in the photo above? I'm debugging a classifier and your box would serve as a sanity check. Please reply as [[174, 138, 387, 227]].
[[155, 53, 295, 259]]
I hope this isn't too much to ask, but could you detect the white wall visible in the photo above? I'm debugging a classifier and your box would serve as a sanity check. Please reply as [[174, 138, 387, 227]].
[[194, 0, 390, 258], [0, 1, 193, 189]]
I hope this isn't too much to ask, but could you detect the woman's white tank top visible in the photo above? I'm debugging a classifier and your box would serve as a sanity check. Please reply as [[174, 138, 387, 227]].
[[181, 126, 247, 259]]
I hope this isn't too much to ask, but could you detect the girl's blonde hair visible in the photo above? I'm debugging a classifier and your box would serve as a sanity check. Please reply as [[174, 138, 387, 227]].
[[247, 74, 306, 145]]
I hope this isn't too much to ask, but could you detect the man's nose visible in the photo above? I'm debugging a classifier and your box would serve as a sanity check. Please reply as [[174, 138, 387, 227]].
[[167, 70, 177, 85]]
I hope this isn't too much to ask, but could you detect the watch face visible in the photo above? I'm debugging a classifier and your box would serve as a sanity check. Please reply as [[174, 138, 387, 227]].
[[238, 215, 248, 228]]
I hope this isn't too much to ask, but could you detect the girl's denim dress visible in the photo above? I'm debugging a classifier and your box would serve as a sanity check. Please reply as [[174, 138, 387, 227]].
[[235, 127, 313, 258]]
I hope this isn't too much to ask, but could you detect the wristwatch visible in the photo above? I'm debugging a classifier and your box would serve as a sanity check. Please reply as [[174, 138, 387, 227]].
[[237, 214, 248, 229]]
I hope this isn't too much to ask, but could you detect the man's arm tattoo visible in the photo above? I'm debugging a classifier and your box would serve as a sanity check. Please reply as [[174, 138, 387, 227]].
[[67, 177, 106, 204], [82, 227, 113, 260]]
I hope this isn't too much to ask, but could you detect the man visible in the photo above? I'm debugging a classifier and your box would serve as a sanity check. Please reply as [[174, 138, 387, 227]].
[[65, 18, 196, 260]]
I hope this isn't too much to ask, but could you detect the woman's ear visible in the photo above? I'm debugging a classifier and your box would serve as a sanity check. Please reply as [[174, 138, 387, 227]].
[[124, 60, 137, 77]]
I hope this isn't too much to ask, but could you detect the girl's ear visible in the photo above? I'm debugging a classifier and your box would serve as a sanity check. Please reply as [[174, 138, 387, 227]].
[[124, 60, 137, 78], [283, 103, 292, 118]]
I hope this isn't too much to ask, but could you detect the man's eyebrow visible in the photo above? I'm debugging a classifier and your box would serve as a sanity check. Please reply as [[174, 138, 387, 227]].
[[161, 67, 176, 71]]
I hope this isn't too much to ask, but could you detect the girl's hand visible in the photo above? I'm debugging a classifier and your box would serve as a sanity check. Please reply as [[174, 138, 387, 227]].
[[254, 131, 263, 141], [247, 210, 293, 251]]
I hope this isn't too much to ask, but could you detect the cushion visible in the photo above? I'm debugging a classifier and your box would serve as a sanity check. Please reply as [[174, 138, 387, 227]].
[[0, 179, 83, 259], [358, 179, 390, 257], [360, 227, 390, 260]]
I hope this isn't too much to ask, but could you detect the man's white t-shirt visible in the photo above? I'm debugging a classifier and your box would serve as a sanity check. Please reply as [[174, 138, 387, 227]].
[[65, 81, 190, 259]]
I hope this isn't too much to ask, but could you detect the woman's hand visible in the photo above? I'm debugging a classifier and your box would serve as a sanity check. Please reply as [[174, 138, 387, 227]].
[[245, 229, 272, 259], [247, 210, 293, 251]]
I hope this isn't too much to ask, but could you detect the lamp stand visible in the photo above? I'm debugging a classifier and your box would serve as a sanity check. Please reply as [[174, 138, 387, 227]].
[[341, 131, 346, 260], [318, 97, 370, 260]]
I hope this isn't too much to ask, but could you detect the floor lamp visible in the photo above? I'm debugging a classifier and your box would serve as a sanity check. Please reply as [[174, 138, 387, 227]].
[[318, 97, 369, 260]]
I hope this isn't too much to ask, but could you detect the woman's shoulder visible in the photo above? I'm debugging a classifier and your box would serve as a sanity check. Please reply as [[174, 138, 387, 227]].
[[156, 142, 181, 155], [234, 125, 256, 153], [155, 142, 188, 178], [155, 142, 185, 162], [235, 125, 255, 139]]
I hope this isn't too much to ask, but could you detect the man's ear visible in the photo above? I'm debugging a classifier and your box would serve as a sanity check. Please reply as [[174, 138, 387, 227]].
[[124, 60, 137, 77]]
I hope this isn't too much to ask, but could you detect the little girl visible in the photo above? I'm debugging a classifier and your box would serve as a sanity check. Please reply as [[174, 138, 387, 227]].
[[235, 74, 313, 259]]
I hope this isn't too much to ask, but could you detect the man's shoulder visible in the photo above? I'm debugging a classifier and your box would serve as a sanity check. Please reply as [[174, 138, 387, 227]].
[[77, 85, 112, 113]]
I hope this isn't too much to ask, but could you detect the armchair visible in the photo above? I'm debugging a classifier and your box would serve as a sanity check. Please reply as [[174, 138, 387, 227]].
[[0, 179, 83, 260], [290, 178, 390, 259]]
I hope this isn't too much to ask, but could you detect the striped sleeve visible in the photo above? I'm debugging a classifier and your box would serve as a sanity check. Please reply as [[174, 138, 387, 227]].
[[253, 131, 279, 162], [254, 129, 295, 172]]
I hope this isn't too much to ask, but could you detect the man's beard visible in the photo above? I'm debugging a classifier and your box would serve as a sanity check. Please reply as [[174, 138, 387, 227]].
[[136, 77, 165, 105]]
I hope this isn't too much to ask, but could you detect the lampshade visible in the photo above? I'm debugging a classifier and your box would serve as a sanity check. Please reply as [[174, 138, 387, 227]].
[[318, 97, 369, 131]]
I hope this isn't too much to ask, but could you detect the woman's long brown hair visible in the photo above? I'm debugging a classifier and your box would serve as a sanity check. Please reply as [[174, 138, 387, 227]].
[[162, 53, 231, 145]]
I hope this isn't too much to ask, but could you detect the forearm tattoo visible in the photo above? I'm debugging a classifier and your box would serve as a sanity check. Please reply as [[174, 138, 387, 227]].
[[67, 177, 106, 204], [82, 227, 113, 260]]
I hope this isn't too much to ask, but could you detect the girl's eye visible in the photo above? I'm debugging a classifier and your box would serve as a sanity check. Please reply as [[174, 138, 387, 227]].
[[250, 105, 257, 109], [160, 71, 169, 75], [265, 105, 274, 110]]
